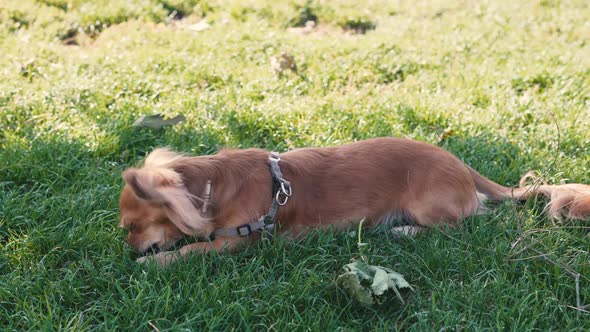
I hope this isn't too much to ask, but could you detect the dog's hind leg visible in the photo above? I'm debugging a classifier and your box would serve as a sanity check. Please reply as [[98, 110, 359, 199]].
[[391, 226, 425, 238], [407, 189, 481, 228], [373, 210, 426, 237]]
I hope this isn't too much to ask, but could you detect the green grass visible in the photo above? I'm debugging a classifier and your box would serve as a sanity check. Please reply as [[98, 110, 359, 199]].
[[1, 0, 589, 330]]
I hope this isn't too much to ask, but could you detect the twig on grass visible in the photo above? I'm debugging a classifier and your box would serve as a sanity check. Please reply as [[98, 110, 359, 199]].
[[148, 321, 160, 332], [510, 242, 588, 311], [436, 227, 495, 253], [565, 305, 590, 314]]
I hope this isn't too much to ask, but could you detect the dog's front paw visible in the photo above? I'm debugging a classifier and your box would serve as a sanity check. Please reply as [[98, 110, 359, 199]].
[[136, 256, 149, 264], [136, 251, 178, 267]]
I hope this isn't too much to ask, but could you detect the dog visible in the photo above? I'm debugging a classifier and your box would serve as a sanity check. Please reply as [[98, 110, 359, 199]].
[[119, 137, 590, 266]]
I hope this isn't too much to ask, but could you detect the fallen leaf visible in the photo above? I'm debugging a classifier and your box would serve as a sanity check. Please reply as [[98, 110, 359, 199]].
[[132, 114, 185, 129], [271, 52, 298, 74], [371, 265, 413, 303], [287, 20, 316, 35], [338, 261, 413, 306], [371, 267, 390, 296], [344, 261, 373, 281], [188, 20, 210, 32], [438, 128, 455, 142], [336, 272, 374, 306]]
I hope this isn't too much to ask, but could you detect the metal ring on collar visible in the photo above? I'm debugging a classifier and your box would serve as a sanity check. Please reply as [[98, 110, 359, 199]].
[[280, 182, 292, 196], [269, 153, 280, 161], [275, 191, 289, 206]]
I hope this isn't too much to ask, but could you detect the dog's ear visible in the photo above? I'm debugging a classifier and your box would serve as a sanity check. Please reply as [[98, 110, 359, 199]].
[[122, 168, 150, 200], [122, 166, 210, 235], [122, 167, 182, 201]]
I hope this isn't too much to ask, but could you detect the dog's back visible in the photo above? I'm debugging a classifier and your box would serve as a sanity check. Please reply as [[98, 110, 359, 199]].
[[275, 137, 480, 230]]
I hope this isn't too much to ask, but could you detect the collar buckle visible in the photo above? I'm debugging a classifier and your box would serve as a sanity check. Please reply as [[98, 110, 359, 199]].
[[236, 224, 252, 236]]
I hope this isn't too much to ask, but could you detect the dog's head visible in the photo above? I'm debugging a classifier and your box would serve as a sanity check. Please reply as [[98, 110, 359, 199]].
[[119, 149, 211, 254]]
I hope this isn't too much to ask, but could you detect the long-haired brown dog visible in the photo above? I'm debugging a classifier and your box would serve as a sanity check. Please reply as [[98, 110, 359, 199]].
[[119, 137, 590, 265]]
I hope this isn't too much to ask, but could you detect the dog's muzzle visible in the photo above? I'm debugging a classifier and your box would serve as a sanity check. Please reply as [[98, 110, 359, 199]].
[[138, 243, 162, 257]]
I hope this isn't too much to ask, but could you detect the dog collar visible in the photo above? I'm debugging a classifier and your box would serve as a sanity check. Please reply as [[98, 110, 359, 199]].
[[212, 152, 292, 237]]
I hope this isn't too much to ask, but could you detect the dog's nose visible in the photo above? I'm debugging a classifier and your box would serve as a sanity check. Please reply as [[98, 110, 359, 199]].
[[148, 243, 161, 253], [138, 243, 161, 257]]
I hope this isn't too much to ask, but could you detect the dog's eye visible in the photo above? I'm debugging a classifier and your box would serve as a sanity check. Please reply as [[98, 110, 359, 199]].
[[127, 223, 137, 232]]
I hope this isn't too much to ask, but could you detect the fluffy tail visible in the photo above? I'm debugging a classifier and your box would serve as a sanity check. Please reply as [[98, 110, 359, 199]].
[[467, 166, 590, 220]]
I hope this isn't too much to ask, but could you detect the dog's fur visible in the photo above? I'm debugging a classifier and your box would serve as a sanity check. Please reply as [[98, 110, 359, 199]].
[[119, 137, 590, 265]]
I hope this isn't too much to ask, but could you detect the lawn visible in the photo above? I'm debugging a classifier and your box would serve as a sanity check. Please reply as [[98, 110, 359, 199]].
[[1, 0, 589, 330]]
